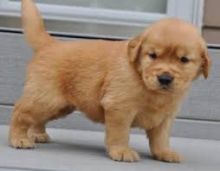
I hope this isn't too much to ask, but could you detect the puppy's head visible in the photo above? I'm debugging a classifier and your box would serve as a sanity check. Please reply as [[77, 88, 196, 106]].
[[128, 18, 211, 94]]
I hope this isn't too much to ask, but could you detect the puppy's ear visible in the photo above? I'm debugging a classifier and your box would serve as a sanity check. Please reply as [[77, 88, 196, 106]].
[[201, 47, 211, 79], [127, 35, 142, 62]]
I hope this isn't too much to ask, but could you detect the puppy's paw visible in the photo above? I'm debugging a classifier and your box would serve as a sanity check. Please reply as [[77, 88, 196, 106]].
[[153, 150, 182, 163], [10, 137, 35, 149], [29, 132, 50, 143], [108, 146, 140, 162]]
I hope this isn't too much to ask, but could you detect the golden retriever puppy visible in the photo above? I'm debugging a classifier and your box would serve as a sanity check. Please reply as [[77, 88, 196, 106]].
[[9, 0, 211, 163]]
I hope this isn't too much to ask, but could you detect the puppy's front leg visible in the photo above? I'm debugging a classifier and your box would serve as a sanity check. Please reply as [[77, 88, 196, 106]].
[[146, 116, 182, 163], [105, 109, 139, 162]]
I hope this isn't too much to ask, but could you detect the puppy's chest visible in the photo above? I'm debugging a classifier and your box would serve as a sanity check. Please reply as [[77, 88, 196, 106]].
[[133, 97, 177, 129], [134, 111, 165, 130]]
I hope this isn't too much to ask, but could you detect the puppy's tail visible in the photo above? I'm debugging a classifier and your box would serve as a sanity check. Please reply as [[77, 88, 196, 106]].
[[22, 0, 55, 51]]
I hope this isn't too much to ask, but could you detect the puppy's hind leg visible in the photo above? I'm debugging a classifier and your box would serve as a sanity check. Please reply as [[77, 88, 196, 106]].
[[28, 106, 75, 144], [9, 95, 74, 148], [9, 97, 37, 149], [28, 124, 50, 143]]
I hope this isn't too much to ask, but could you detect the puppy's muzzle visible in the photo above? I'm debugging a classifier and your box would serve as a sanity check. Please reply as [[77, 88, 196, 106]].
[[157, 73, 173, 88]]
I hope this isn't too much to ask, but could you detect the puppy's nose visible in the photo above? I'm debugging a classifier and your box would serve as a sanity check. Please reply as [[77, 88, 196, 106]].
[[157, 73, 173, 86]]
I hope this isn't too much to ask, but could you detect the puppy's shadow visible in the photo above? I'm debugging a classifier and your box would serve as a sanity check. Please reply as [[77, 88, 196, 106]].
[[39, 140, 107, 157], [141, 153, 157, 161], [38, 139, 154, 160]]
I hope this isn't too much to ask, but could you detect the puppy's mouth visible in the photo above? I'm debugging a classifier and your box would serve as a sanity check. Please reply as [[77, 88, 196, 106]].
[[143, 81, 175, 94], [158, 85, 174, 93]]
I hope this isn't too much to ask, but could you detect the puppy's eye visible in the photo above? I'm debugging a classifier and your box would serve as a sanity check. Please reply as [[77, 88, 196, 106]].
[[180, 56, 190, 63], [148, 53, 157, 60]]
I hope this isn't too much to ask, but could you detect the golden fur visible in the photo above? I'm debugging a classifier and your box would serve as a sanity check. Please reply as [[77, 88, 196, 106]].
[[9, 0, 211, 163]]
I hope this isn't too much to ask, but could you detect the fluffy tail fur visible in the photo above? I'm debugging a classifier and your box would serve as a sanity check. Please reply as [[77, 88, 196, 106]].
[[22, 0, 55, 51]]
